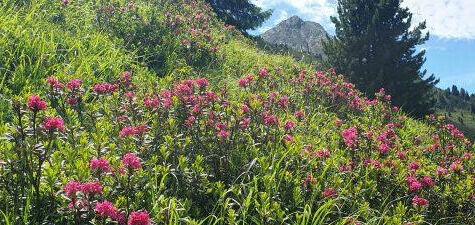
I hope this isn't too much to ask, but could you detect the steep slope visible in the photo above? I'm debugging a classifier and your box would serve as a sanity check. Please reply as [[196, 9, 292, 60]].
[[0, 1, 473, 224], [261, 16, 328, 58]]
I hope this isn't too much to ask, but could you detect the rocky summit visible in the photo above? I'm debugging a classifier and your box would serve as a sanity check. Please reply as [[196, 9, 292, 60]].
[[261, 16, 328, 57]]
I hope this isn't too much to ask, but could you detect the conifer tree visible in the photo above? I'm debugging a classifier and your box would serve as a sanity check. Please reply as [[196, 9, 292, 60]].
[[452, 85, 460, 96], [206, 0, 272, 34], [323, 0, 439, 118]]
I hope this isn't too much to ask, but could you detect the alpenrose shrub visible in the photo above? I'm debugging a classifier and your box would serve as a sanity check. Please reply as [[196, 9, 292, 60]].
[[1, 68, 473, 224]]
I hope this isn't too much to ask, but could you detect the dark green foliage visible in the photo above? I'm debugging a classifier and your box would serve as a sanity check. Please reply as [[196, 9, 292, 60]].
[[452, 85, 460, 96], [205, 0, 272, 33], [322, 0, 439, 118]]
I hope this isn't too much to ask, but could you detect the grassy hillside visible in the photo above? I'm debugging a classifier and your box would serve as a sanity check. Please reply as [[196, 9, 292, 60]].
[[434, 89, 475, 140], [0, 0, 473, 224]]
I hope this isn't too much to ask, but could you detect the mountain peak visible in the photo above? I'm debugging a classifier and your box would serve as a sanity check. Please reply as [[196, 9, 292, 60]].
[[261, 16, 328, 57], [285, 15, 304, 25]]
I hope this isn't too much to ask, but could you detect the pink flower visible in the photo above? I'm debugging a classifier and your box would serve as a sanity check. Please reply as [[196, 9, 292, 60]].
[[284, 120, 295, 131], [412, 195, 428, 207], [262, 113, 278, 126], [144, 97, 159, 108], [62, 0, 70, 5], [436, 166, 448, 176], [184, 116, 195, 127], [119, 126, 136, 138], [218, 130, 230, 140], [258, 68, 269, 78], [134, 125, 149, 136], [396, 151, 406, 160], [195, 78, 209, 88], [46, 76, 63, 89], [121, 71, 132, 86], [66, 79, 82, 90], [408, 161, 420, 171], [127, 2, 136, 10], [205, 91, 217, 102], [341, 127, 358, 149], [94, 200, 124, 223], [278, 96, 289, 108], [406, 176, 422, 192], [66, 97, 78, 105], [420, 176, 434, 188], [43, 117, 65, 131], [240, 105, 250, 113], [450, 160, 462, 172], [377, 143, 390, 155], [282, 134, 295, 144], [294, 109, 305, 119], [122, 153, 142, 170], [128, 211, 151, 225], [214, 122, 228, 131], [63, 180, 82, 197], [27, 95, 47, 111], [238, 77, 250, 87], [119, 125, 148, 138], [90, 158, 110, 174], [316, 149, 331, 159], [125, 91, 135, 100], [93, 83, 118, 94], [240, 118, 250, 129], [81, 181, 102, 195], [322, 188, 337, 198]]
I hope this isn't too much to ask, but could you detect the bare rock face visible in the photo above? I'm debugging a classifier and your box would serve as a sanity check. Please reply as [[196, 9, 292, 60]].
[[261, 16, 328, 57]]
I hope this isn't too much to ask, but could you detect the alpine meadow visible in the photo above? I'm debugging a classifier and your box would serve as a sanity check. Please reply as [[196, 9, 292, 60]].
[[0, 0, 473, 225]]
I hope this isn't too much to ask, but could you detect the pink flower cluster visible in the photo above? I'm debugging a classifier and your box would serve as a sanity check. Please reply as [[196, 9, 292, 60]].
[[238, 74, 254, 88], [89, 157, 110, 174], [122, 153, 142, 170], [28, 95, 47, 111], [406, 176, 422, 192], [412, 195, 428, 207], [93, 83, 118, 94], [323, 188, 338, 198], [341, 127, 358, 149], [46, 76, 64, 89], [119, 125, 149, 138], [128, 211, 151, 225], [43, 117, 65, 131], [94, 200, 125, 223], [63, 180, 102, 197], [66, 78, 82, 91], [445, 123, 465, 139]]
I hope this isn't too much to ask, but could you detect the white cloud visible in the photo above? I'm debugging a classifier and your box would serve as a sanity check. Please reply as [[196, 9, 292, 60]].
[[252, 0, 475, 39], [402, 0, 475, 39]]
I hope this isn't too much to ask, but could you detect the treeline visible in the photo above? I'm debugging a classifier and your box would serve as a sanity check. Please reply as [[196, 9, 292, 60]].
[[437, 85, 475, 114]]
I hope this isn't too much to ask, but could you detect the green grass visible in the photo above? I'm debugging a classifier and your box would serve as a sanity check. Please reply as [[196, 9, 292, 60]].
[[0, 0, 473, 224], [437, 109, 475, 140]]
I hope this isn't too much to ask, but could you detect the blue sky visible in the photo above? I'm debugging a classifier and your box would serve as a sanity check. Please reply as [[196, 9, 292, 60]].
[[250, 0, 475, 93]]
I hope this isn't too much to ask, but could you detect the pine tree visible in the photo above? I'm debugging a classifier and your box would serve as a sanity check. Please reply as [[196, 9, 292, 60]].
[[206, 0, 272, 33], [322, 0, 439, 118], [445, 88, 451, 96], [460, 88, 467, 98], [452, 85, 460, 96]]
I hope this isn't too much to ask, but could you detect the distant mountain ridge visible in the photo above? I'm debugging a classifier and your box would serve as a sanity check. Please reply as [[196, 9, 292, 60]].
[[261, 16, 328, 58]]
